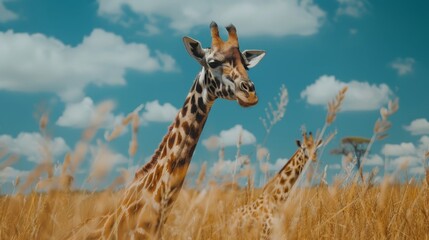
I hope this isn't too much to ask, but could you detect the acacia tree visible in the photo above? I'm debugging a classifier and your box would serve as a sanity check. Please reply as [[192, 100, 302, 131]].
[[331, 136, 370, 182]]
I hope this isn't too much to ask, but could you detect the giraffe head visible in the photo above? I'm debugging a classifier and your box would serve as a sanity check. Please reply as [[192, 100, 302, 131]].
[[296, 132, 323, 162], [183, 22, 265, 107]]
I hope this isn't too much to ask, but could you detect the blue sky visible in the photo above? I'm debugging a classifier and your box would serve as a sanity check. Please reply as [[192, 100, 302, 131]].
[[0, 0, 428, 191]]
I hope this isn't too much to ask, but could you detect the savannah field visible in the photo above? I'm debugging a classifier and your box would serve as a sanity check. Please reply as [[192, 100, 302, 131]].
[[0, 181, 429, 239], [0, 89, 428, 240]]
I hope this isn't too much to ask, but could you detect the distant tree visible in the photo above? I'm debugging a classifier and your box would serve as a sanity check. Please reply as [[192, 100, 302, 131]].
[[331, 136, 370, 182]]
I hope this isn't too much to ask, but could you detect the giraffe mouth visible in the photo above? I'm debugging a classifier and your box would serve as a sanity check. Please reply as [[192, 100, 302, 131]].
[[237, 94, 258, 107]]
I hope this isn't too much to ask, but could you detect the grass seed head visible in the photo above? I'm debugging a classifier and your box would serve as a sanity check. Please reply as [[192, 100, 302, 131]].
[[0, 154, 19, 171], [326, 86, 348, 125], [128, 134, 138, 158], [39, 113, 49, 132]]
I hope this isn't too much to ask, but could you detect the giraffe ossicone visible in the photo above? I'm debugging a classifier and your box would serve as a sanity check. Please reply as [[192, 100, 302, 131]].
[[68, 22, 265, 239]]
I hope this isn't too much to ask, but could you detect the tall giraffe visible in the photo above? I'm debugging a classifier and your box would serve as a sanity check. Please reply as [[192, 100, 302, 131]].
[[68, 22, 265, 239], [232, 132, 322, 239]]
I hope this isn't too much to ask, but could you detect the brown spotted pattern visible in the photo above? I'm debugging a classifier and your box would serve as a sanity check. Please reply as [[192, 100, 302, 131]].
[[232, 132, 322, 240], [67, 22, 265, 240]]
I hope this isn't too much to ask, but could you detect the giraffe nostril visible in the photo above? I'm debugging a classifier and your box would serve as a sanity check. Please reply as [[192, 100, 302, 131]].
[[240, 82, 250, 92]]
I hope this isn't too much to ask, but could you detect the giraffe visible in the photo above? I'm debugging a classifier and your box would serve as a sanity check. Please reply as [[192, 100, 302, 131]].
[[232, 132, 322, 239], [68, 22, 265, 239]]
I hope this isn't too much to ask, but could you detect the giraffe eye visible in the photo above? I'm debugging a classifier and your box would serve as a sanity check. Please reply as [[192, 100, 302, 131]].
[[208, 59, 222, 68]]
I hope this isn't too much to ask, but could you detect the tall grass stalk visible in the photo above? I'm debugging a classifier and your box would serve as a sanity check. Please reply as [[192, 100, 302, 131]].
[[358, 98, 399, 182]]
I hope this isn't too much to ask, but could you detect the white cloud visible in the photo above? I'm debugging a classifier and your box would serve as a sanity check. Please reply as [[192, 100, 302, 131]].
[[141, 100, 178, 124], [57, 98, 179, 131], [364, 154, 384, 166], [404, 118, 429, 135], [0, 132, 69, 163], [257, 146, 269, 161], [202, 125, 256, 150], [300, 75, 392, 111], [0, 29, 176, 102], [390, 156, 420, 169], [336, 0, 367, 18], [138, 24, 162, 36], [390, 57, 415, 76], [96, 0, 326, 37], [382, 136, 429, 174], [268, 158, 288, 172], [211, 156, 250, 176], [409, 167, 425, 175], [382, 143, 416, 157], [88, 141, 128, 181], [419, 136, 429, 150], [0, 167, 28, 183], [211, 159, 238, 176], [202, 136, 219, 151], [56, 97, 102, 128], [56, 97, 122, 129], [0, 0, 18, 22], [416, 135, 429, 158]]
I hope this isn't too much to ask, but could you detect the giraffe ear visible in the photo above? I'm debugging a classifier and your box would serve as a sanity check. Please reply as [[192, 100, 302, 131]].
[[183, 37, 206, 65], [242, 50, 265, 69], [296, 140, 302, 148]]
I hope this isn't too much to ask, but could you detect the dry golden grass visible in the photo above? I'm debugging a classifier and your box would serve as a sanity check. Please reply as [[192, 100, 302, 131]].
[[0, 182, 428, 239], [2, 87, 425, 239]]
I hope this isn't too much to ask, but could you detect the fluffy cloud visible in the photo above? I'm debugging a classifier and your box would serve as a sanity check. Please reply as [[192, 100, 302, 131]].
[[382, 143, 417, 157], [0, 0, 18, 22], [0, 29, 176, 102], [409, 167, 425, 175], [56, 97, 122, 129], [268, 158, 288, 172], [364, 154, 384, 166], [211, 155, 250, 176], [404, 118, 429, 135], [202, 136, 220, 151], [57, 98, 178, 131], [211, 159, 238, 176], [56, 98, 97, 128], [262, 158, 319, 180], [383, 136, 429, 173], [88, 141, 128, 181], [390, 57, 415, 76], [141, 100, 178, 124], [336, 0, 367, 18], [56, 97, 179, 129], [202, 125, 256, 151], [300, 75, 392, 111], [0, 132, 69, 163], [420, 135, 429, 148], [390, 156, 421, 169], [0, 167, 28, 183], [96, 0, 325, 37]]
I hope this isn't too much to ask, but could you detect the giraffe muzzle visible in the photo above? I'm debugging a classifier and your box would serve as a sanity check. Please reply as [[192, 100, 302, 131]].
[[237, 92, 258, 107], [237, 81, 258, 107], [238, 94, 258, 107]]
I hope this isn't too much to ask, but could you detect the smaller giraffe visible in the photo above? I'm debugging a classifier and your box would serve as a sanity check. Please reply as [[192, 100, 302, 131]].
[[231, 132, 322, 239]]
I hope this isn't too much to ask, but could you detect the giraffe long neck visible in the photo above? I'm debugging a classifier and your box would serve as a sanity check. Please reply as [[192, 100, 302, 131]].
[[94, 69, 217, 239], [263, 149, 308, 204], [130, 68, 214, 210], [136, 68, 213, 177]]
